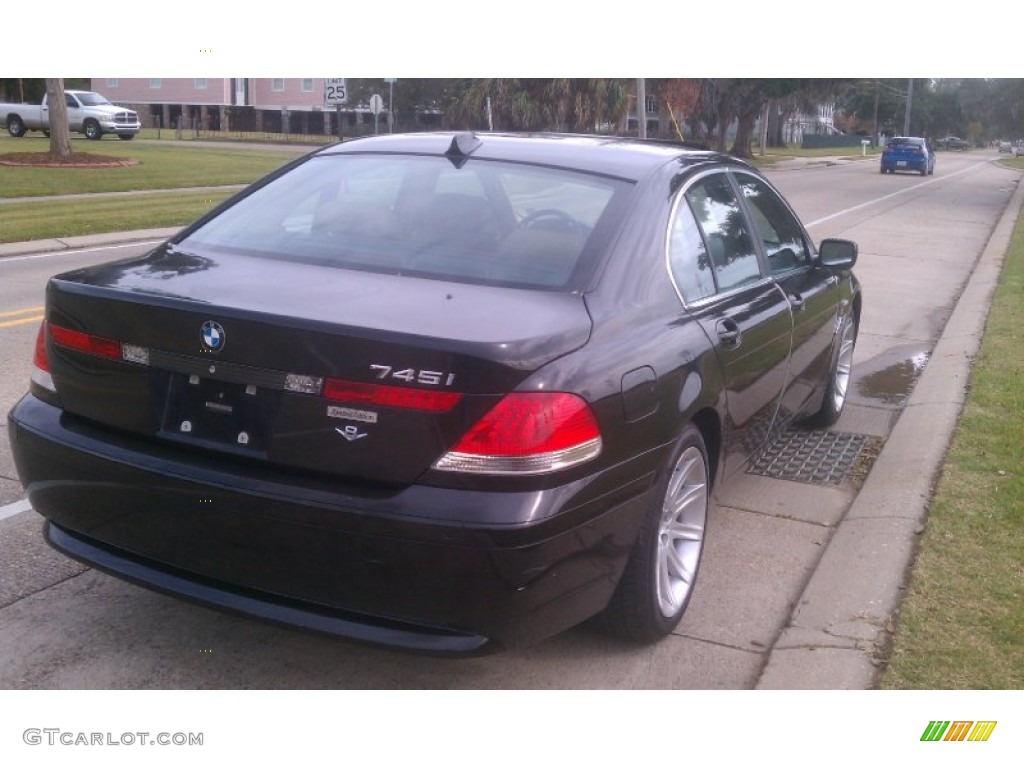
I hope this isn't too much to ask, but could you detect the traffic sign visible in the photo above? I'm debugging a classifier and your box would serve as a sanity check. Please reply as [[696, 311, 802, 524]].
[[324, 79, 347, 105], [369, 94, 384, 115]]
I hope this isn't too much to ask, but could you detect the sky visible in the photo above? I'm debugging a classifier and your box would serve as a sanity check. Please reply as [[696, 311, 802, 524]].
[[7, 2, 1014, 79]]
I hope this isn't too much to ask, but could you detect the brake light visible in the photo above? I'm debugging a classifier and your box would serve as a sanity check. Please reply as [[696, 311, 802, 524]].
[[324, 378, 462, 413], [433, 392, 602, 475], [31, 322, 56, 392], [50, 323, 121, 359]]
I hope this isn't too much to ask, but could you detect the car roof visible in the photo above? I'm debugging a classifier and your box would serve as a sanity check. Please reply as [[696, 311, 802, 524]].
[[317, 131, 744, 182]]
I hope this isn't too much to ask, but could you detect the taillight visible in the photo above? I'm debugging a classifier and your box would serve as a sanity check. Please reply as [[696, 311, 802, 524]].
[[324, 378, 462, 413], [31, 322, 56, 392], [433, 392, 602, 475], [50, 323, 121, 359]]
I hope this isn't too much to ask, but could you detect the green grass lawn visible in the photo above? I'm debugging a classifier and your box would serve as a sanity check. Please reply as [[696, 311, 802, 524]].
[[0, 135, 307, 198], [878, 212, 1024, 689], [0, 190, 236, 243]]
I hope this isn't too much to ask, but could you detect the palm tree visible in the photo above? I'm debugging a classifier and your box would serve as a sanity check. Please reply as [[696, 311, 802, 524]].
[[448, 79, 631, 133]]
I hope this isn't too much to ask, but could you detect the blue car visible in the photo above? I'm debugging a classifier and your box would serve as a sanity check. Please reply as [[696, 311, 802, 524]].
[[881, 136, 935, 176]]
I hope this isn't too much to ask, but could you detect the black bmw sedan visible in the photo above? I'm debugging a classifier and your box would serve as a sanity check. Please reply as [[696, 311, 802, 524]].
[[8, 132, 860, 654]]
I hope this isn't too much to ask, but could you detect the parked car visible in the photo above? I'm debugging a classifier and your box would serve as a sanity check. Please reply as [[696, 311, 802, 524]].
[[8, 133, 861, 654], [1014, 141, 1024, 158], [881, 136, 935, 176], [1, 90, 141, 140], [936, 136, 970, 151], [998, 141, 1013, 154]]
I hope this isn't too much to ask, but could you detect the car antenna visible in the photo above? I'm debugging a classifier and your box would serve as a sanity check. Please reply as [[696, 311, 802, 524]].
[[445, 133, 482, 168]]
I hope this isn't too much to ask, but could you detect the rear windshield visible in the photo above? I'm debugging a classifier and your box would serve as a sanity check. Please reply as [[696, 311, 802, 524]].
[[179, 153, 629, 290], [887, 138, 924, 148]]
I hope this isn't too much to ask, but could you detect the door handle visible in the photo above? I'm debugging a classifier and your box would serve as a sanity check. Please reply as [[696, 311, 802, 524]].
[[716, 318, 741, 348], [788, 293, 805, 312]]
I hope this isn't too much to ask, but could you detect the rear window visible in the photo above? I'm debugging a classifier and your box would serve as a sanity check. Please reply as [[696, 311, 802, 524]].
[[179, 154, 628, 290], [886, 138, 924, 148]]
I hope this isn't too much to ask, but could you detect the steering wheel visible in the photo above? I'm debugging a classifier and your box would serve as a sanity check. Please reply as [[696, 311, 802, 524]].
[[517, 208, 585, 236]]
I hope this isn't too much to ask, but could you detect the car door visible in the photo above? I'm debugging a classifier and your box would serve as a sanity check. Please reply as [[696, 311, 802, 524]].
[[64, 93, 84, 131], [732, 171, 840, 429], [668, 170, 794, 476]]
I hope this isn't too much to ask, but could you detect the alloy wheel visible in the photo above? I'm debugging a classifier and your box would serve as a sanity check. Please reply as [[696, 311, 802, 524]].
[[831, 316, 856, 414], [656, 445, 708, 618]]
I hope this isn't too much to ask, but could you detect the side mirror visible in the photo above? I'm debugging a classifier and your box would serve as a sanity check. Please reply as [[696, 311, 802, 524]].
[[818, 238, 858, 270]]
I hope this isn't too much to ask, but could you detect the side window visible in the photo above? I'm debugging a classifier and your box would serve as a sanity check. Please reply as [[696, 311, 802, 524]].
[[65, 94, 77, 109], [684, 173, 762, 292], [668, 196, 716, 303], [736, 174, 810, 275]]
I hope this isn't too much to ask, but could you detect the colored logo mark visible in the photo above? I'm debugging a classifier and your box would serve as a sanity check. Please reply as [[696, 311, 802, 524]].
[[921, 721, 997, 742], [201, 321, 225, 352]]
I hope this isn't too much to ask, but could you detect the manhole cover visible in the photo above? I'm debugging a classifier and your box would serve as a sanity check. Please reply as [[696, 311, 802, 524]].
[[747, 428, 873, 486]]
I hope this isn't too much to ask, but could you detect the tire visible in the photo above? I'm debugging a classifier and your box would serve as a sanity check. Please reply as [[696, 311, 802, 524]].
[[6, 115, 26, 138], [805, 311, 858, 428], [920, 165, 927, 176], [599, 423, 710, 642], [83, 119, 102, 140], [118, 133, 135, 141]]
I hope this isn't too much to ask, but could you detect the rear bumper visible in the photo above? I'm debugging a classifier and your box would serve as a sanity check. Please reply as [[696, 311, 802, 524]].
[[881, 157, 927, 172], [9, 394, 654, 653]]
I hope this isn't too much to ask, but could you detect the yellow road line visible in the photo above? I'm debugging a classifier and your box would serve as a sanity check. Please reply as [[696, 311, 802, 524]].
[[0, 306, 45, 319], [0, 315, 44, 329]]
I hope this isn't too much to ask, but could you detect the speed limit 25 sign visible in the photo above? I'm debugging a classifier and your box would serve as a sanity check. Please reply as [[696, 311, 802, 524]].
[[324, 79, 348, 105]]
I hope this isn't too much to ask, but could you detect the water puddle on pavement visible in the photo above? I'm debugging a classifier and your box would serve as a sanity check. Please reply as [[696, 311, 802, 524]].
[[854, 347, 931, 406]]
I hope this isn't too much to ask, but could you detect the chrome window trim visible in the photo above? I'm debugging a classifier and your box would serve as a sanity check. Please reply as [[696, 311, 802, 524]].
[[664, 167, 772, 309], [728, 167, 818, 271]]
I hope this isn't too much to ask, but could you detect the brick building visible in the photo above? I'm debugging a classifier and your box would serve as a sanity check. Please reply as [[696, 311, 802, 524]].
[[91, 78, 382, 134]]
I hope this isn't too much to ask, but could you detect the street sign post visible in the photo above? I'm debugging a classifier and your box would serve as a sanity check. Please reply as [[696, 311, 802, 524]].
[[369, 93, 383, 135], [324, 79, 347, 137]]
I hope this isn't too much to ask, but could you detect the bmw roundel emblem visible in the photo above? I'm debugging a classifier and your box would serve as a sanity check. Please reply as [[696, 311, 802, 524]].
[[201, 321, 225, 353]]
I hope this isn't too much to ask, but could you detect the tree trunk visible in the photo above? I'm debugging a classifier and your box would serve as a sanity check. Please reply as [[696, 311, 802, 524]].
[[768, 101, 784, 147], [729, 103, 764, 158], [46, 78, 72, 159], [716, 120, 729, 153]]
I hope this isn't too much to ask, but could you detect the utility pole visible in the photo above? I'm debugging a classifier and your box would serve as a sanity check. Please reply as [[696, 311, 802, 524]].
[[872, 80, 880, 146], [636, 78, 647, 139], [385, 78, 396, 133], [903, 78, 913, 136]]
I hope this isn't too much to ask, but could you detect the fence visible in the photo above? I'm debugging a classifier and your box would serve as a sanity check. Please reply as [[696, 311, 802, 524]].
[[801, 134, 874, 149]]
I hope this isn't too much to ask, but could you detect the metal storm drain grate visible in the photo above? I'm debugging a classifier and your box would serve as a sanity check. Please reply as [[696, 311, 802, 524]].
[[747, 428, 875, 486]]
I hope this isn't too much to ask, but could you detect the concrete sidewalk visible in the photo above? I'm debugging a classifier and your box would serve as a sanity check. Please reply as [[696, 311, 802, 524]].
[[756, 163, 1024, 687]]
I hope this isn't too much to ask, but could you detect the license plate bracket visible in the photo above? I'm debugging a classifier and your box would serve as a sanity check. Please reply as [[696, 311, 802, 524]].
[[162, 374, 277, 451]]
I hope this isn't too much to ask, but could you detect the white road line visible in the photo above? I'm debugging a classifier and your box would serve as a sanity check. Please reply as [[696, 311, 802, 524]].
[[804, 162, 989, 229], [0, 498, 33, 521], [0, 240, 166, 264]]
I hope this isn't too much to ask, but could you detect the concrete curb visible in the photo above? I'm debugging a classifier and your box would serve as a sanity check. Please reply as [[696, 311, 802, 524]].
[[755, 170, 1024, 689], [0, 228, 179, 259], [764, 154, 877, 172]]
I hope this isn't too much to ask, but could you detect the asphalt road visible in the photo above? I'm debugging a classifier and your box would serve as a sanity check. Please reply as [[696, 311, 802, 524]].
[[0, 149, 1019, 688]]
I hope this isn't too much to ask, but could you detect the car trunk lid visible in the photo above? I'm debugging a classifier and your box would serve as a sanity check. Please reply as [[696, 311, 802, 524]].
[[42, 248, 594, 486]]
